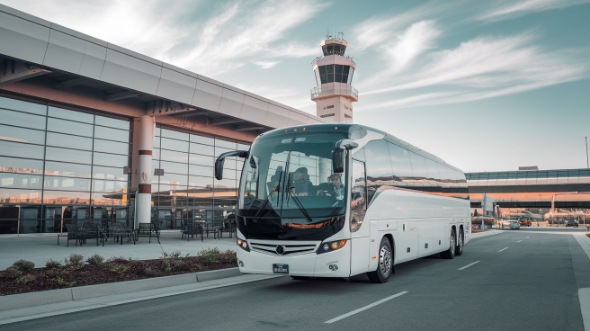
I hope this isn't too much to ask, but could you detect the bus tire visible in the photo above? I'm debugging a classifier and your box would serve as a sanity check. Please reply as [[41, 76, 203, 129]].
[[367, 237, 393, 283], [441, 229, 456, 259], [455, 228, 464, 256]]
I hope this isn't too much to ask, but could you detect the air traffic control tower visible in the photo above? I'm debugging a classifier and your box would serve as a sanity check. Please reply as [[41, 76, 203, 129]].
[[311, 33, 358, 123]]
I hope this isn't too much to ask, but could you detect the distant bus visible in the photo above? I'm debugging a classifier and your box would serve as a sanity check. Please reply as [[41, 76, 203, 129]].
[[215, 124, 470, 282]]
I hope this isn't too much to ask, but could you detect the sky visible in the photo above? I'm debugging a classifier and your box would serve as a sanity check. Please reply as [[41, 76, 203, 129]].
[[1, 0, 589, 173]]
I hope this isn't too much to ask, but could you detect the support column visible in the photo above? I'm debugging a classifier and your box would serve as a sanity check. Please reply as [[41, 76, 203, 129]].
[[137, 115, 154, 227]]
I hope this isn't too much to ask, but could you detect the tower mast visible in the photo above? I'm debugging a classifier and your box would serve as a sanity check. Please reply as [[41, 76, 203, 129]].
[[310, 32, 358, 123]]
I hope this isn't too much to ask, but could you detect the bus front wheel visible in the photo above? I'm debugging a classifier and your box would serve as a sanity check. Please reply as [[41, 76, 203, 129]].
[[367, 237, 393, 283]]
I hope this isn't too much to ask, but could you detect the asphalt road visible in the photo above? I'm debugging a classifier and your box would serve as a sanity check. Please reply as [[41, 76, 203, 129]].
[[2, 230, 589, 331]]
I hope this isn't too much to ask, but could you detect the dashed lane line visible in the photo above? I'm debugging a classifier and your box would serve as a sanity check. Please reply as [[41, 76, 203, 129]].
[[324, 291, 409, 324]]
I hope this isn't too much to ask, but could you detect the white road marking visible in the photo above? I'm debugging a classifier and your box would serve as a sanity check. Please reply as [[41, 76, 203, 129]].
[[498, 247, 509, 252], [458, 261, 480, 270], [517, 240, 522, 243], [324, 291, 409, 324]]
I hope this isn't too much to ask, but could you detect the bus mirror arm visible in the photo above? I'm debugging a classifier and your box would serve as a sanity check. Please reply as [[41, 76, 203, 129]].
[[332, 139, 358, 173], [215, 150, 249, 180]]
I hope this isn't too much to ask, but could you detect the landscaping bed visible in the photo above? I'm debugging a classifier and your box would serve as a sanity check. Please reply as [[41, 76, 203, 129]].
[[0, 248, 236, 296]]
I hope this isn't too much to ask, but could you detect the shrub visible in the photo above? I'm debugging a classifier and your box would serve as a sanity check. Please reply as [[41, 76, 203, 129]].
[[16, 274, 36, 284], [45, 259, 62, 269], [3, 266, 23, 280], [198, 248, 221, 265], [87, 254, 105, 266], [65, 254, 84, 269], [12, 259, 35, 273]]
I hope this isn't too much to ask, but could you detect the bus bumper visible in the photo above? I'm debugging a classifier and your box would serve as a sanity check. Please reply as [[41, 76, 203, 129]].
[[237, 245, 351, 278]]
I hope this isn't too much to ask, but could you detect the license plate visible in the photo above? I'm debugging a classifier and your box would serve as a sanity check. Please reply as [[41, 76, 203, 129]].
[[273, 263, 289, 274]]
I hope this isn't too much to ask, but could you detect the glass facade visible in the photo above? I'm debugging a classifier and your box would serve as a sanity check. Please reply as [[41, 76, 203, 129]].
[[151, 127, 248, 230], [0, 97, 131, 234], [0, 96, 248, 235]]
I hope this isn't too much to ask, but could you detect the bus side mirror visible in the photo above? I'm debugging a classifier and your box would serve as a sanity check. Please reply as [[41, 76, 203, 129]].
[[215, 150, 249, 180], [332, 139, 358, 173], [333, 149, 345, 173]]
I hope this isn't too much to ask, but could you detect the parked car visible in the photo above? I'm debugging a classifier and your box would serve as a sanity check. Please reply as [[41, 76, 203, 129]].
[[565, 220, 579, 227], [509, 221, 521, 230], [519, 219, 532, 227]]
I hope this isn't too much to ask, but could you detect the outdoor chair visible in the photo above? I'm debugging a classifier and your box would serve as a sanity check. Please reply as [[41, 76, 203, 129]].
[[108, 221, 135, 245], [182, 220, 204, 242], [135, 222, 160, 243]]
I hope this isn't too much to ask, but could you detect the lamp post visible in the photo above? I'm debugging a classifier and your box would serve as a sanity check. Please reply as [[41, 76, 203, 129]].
[[586, 136, 589, 168]]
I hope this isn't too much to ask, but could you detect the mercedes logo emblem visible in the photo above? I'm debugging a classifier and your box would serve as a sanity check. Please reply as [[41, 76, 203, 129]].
[[275, 245, 285, 255]]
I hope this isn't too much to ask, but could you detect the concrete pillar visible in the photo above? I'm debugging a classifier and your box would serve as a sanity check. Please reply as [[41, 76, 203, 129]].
[[137, 115, 154, 227]]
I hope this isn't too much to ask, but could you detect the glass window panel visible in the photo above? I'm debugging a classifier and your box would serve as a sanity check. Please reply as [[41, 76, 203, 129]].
[[154, 126, 161, 137], [45, 161, 92, 178], [91, 179, 128, 192], [161, 137, 189, 152], [388, 143, 413, 179], [190, 134, 214, 146], [190, 143, 214, 156], [153, 147, 160, 160], [0, 140, 44, 159], [94, 139, 129, 155], [0, 125, 46, 144], [95, 116, 129, 130], [237, 143, 250, 150], [158, 183, 188, 192], [215, 178, 237, 190], [0, 97, 46, 114], [364, 140, 393, 179], [159, 173, 188, 186], [215, 139, 237, 149], [44, 176, 91, 191], [46, 147, 91, 164], [189, 153, 213, 166], [0, 108, 46, 130], [0, 173, 42, 189], [426, 159, 440, 180], [160, 160, 188, 175], [160, 149, 188, 163], [46, 132, 92, 149], [0, 188, 42, 203], [161, 128, 189, 141], [94, 126, 129, 143], [43, 190, 90, 204], [409, 153, 427, 179], [189, 164, 213, 177], [92, 152, 128, 167], [47, 117, 93, 137], [221, 167, 237, 179], [93, 165, 128, 181], [0, 157, 43, 174], [48, 106, 93, 123], [188, 175, 213, 187]]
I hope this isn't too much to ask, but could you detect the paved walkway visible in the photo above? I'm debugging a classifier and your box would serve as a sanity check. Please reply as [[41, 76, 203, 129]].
[[0, 231, 237, 271]]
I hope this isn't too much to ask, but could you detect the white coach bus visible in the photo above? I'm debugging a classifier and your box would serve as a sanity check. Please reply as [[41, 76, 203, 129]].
[[215, 124, 470, 283]]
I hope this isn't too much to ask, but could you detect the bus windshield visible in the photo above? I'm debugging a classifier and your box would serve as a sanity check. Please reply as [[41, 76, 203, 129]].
[[238, 129, 349, 240]]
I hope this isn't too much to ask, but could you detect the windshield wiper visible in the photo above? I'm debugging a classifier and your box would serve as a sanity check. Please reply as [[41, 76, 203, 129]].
[[286, 185, 313, 223]]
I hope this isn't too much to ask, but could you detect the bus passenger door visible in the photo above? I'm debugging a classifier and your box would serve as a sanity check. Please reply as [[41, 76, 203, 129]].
[[349, 159, 371, 275]]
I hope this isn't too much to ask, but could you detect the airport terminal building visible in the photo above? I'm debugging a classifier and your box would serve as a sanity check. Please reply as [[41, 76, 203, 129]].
[[0, 5, 323, 234], [1, 4, 588, 236]]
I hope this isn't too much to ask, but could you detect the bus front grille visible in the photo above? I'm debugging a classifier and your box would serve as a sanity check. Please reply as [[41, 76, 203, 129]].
[[249, 242, 317, 256]]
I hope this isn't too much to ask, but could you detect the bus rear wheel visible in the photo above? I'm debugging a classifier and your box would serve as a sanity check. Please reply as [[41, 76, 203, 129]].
[[441, 229, 456, 259], [455, 229, 464, 256], [368, 237, 393, 283]]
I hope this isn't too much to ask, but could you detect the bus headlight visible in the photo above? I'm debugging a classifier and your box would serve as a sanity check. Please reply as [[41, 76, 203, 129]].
[[317, 239, 347, 254], [236, 238, 250, 252]]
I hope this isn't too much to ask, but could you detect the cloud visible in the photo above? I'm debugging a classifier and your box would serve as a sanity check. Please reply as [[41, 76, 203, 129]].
[[357, 31, 588, 111], [477, 0, 590, 22], [253, 61, 279, 69], [170, 0, 328, 76]]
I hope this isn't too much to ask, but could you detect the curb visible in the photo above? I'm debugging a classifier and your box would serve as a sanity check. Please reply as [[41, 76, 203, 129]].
[[0, 267, 240, 311]]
